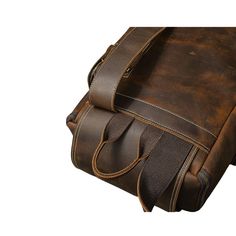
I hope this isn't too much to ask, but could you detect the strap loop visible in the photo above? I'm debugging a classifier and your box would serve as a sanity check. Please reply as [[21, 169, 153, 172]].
[[92, 118, 163, 179], [91, 113, 136, 179], [89, 27, 165, 111]]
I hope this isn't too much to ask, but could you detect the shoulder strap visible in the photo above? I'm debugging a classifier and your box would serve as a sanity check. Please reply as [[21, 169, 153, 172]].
[[89, 27, 165, 111]]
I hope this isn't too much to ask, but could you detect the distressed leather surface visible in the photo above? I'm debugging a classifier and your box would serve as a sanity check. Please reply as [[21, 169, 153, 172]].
[[117, 28, 236, 151], [89, 27, 165, 111], [67, 28, 236, 212]]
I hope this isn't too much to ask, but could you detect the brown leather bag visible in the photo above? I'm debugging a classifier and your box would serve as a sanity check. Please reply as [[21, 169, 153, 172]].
[[67, 27, 236, 212]]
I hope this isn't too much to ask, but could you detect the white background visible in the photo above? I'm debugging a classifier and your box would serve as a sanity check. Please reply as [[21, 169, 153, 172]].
[[0, 1, 236, 235]]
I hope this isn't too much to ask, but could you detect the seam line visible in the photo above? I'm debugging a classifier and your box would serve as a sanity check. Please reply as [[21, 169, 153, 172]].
[[117, 92, 217, 138]]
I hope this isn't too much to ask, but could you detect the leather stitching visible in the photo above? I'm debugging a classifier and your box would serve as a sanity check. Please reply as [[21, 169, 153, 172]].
[[169, 146, 199, 211], [109, 28, 165, 111], [136, 131, 164, 212], [89, 27, 165, 111], [72, 106, 93, 168], [200, 105, 236, 170], [117, 92, 217, 138], [89, 27, 136, 105], [116, 106, 210, 152]]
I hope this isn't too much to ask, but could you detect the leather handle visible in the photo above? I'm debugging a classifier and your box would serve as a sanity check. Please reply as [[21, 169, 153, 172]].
[[91, 113, 143, 179], [91, 115, 163, 180], [92, 139, 145, 179], [89, 27, 165, 111]]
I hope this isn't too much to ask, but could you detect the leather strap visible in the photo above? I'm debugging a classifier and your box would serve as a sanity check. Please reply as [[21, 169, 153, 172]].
[[89, 27, 165, 111], [137, 133, 193, 212], [72, 106, 114, 170], [91, 113, 136, 179]]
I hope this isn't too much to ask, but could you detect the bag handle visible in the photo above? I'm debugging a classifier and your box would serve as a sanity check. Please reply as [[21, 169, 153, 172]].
[[91, 113, 136, 179], [89, 27, 165, 112], [87, 110, 193, 212], [92, 114, 163, 179]]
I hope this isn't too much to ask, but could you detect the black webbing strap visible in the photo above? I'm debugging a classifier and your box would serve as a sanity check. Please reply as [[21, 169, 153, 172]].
[[137, 133, 193, 212]]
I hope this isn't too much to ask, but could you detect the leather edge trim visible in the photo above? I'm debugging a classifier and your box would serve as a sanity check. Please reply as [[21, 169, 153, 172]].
[[169, 146, 199, 211], [199, 106, 236, 208], [71, 106, 93, 168], [66, 92, 89, 133], [196, 169, 211, 210], [88, 28, 136, 107], [115, 93, 214, 152], [117, 92, 217, 138], [116, 106, 210, 153], [202, 105, 236, 170]]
